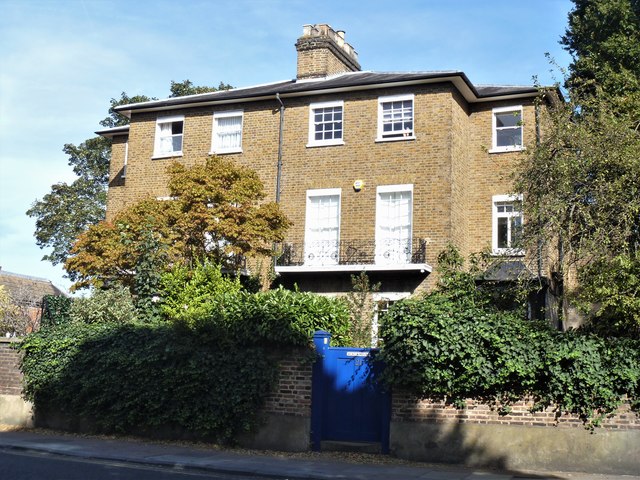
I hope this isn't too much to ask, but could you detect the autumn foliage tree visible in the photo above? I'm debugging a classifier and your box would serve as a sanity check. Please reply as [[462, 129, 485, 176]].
[[28, 81, 230, 274], [65, 156, 290, 291]]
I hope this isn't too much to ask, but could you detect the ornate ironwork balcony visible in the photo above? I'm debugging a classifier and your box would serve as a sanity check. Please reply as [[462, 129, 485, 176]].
[[275, 238, 429, 272]]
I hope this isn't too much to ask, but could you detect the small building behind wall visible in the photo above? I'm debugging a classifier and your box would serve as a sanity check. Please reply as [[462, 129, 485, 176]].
[[0, 268, 66, 336]]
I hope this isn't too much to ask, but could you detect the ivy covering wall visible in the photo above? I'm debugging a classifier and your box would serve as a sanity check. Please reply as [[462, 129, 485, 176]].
[[19, 281, 351, 442]]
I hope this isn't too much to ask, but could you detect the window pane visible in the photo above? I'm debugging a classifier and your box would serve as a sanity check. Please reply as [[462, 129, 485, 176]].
[[172, 121, 183, 135], [306, 194, 340, 265], [511, 215, 522, 247], [496, 111, 520, 128], [496, 128, 522, 147], [497, 217, 509, 248], [312, 106, 342, 143], [215, 115, 242, 150], [376, 190, 412, 264], [380, 99, 413, 137]]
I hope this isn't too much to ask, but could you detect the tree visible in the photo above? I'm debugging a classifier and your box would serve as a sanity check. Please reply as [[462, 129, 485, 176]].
[[65, 156, 291, 291], [561, 0, 640, 116], [27, 81, 231, 273], [516, 2, 640, 335], [169, 79, 232, 97], [0, 285, 21, 335], [26, 93, 150, 275], [0, 284, 38, 336], [343, 272, 381, 347]]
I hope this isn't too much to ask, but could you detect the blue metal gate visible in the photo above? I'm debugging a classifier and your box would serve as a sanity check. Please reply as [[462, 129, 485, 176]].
[[311, 331, 391, 452]]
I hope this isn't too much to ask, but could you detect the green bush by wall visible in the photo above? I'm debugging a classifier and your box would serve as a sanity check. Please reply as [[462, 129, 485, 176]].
[[19, 282, 351, 442], [378, 248, 640, 427]]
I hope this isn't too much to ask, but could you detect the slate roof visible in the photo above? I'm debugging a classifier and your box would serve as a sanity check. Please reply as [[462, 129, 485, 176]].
[[113, 71, 544, 118], [481, 260, 534, 282]]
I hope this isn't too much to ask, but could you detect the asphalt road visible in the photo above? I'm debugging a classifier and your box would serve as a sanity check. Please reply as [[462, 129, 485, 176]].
[[0, 449, 283, 480]]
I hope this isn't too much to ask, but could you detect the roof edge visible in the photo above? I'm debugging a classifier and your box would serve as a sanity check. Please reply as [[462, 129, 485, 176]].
[[96, 125, 130, 138], [113, 71, 553, 117]]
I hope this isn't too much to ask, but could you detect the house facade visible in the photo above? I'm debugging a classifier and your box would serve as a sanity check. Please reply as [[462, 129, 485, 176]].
[[99, 24, 549, 309]]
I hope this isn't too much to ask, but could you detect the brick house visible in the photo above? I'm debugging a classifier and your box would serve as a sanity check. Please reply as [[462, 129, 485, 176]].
[[98, 24, 554, 319]]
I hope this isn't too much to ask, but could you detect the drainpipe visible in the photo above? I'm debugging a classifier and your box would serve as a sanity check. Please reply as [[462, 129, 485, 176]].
[[272, 93, 285, 276], [535, 102, 543, 279], [275, 93, 285, 203]]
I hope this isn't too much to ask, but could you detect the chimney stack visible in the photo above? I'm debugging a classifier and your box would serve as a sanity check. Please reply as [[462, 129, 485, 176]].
[[295, 24, 361, 79]]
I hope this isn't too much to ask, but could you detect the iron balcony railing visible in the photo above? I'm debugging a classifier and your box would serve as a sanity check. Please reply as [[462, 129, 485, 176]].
[[275, 238, 427, 267]]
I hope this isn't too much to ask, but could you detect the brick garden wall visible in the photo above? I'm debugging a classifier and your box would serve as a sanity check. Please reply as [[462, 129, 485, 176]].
[[0, 338, 22, 396], [263, 355, 313, 417], [392, 391, 640, 430]]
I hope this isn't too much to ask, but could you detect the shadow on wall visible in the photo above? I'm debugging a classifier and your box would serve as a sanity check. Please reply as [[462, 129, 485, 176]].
[[389, 395, 640, 475], [391, 404, 510, 470], [22, 324, 279, 444]]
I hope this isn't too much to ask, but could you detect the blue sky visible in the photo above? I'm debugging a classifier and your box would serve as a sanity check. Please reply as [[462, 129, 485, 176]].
[[0, 0, 573, 294]]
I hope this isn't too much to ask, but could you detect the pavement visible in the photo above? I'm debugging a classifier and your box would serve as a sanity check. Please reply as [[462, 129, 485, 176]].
[[0, 429, 638, 480]]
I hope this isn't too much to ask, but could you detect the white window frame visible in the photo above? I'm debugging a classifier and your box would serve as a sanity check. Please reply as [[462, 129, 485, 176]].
[[492, 194, 524, 255], [304, 188, 342, 266], [211, 110, 244, 154], [153, 115, 184, 158], [371, 292, 410, 347], [376, 94, 415, 142], [490, 106, 524, 153], [307, 100, 344, 147], [375, 184, 414, 265]]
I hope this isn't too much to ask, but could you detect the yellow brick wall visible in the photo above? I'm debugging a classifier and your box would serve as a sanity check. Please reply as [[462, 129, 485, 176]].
[[296, 47, 357, 79], [106, 85, 538, 293]]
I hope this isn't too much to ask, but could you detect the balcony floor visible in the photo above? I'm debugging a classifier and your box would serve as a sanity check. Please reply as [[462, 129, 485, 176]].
[[274, 262, 432, 274]]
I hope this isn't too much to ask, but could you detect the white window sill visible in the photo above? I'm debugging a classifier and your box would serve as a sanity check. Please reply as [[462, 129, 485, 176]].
[[209, 148, 243, 155], [306, 140, 345, 148], [488, 147, 525, 154], [152, 152, 183, 160], [375, 135, 416, 143], [492, 249, 525, 257]]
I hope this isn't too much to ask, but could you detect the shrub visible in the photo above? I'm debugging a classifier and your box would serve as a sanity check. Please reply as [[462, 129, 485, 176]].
[[236, 286, 352, 347], [160, 262, 243, 327], [19, 321, 278, 442], [69, 285, 137, 324], [378, 246, 640, 426], [19, 279, 351, 442], [42, 295, 72, 327]]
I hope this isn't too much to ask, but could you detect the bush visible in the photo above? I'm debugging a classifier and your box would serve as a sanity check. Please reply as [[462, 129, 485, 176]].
[[69, 285, 137, 324], [20, 278, 351, 442], [379, 294, 548, 410], [160, 262, 243, 327], [237, 287, 352, 347], [378, 247, 640, 426], [41, 295, 72, 327], [19, 321, 278, 442], [160, 262, 351, 347]]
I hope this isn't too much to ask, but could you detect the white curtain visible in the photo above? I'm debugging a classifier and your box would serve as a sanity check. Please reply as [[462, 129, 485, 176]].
[[216, 116, 242, 150], [305, 195, 340, 265], [376, 190, 412, 264]]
